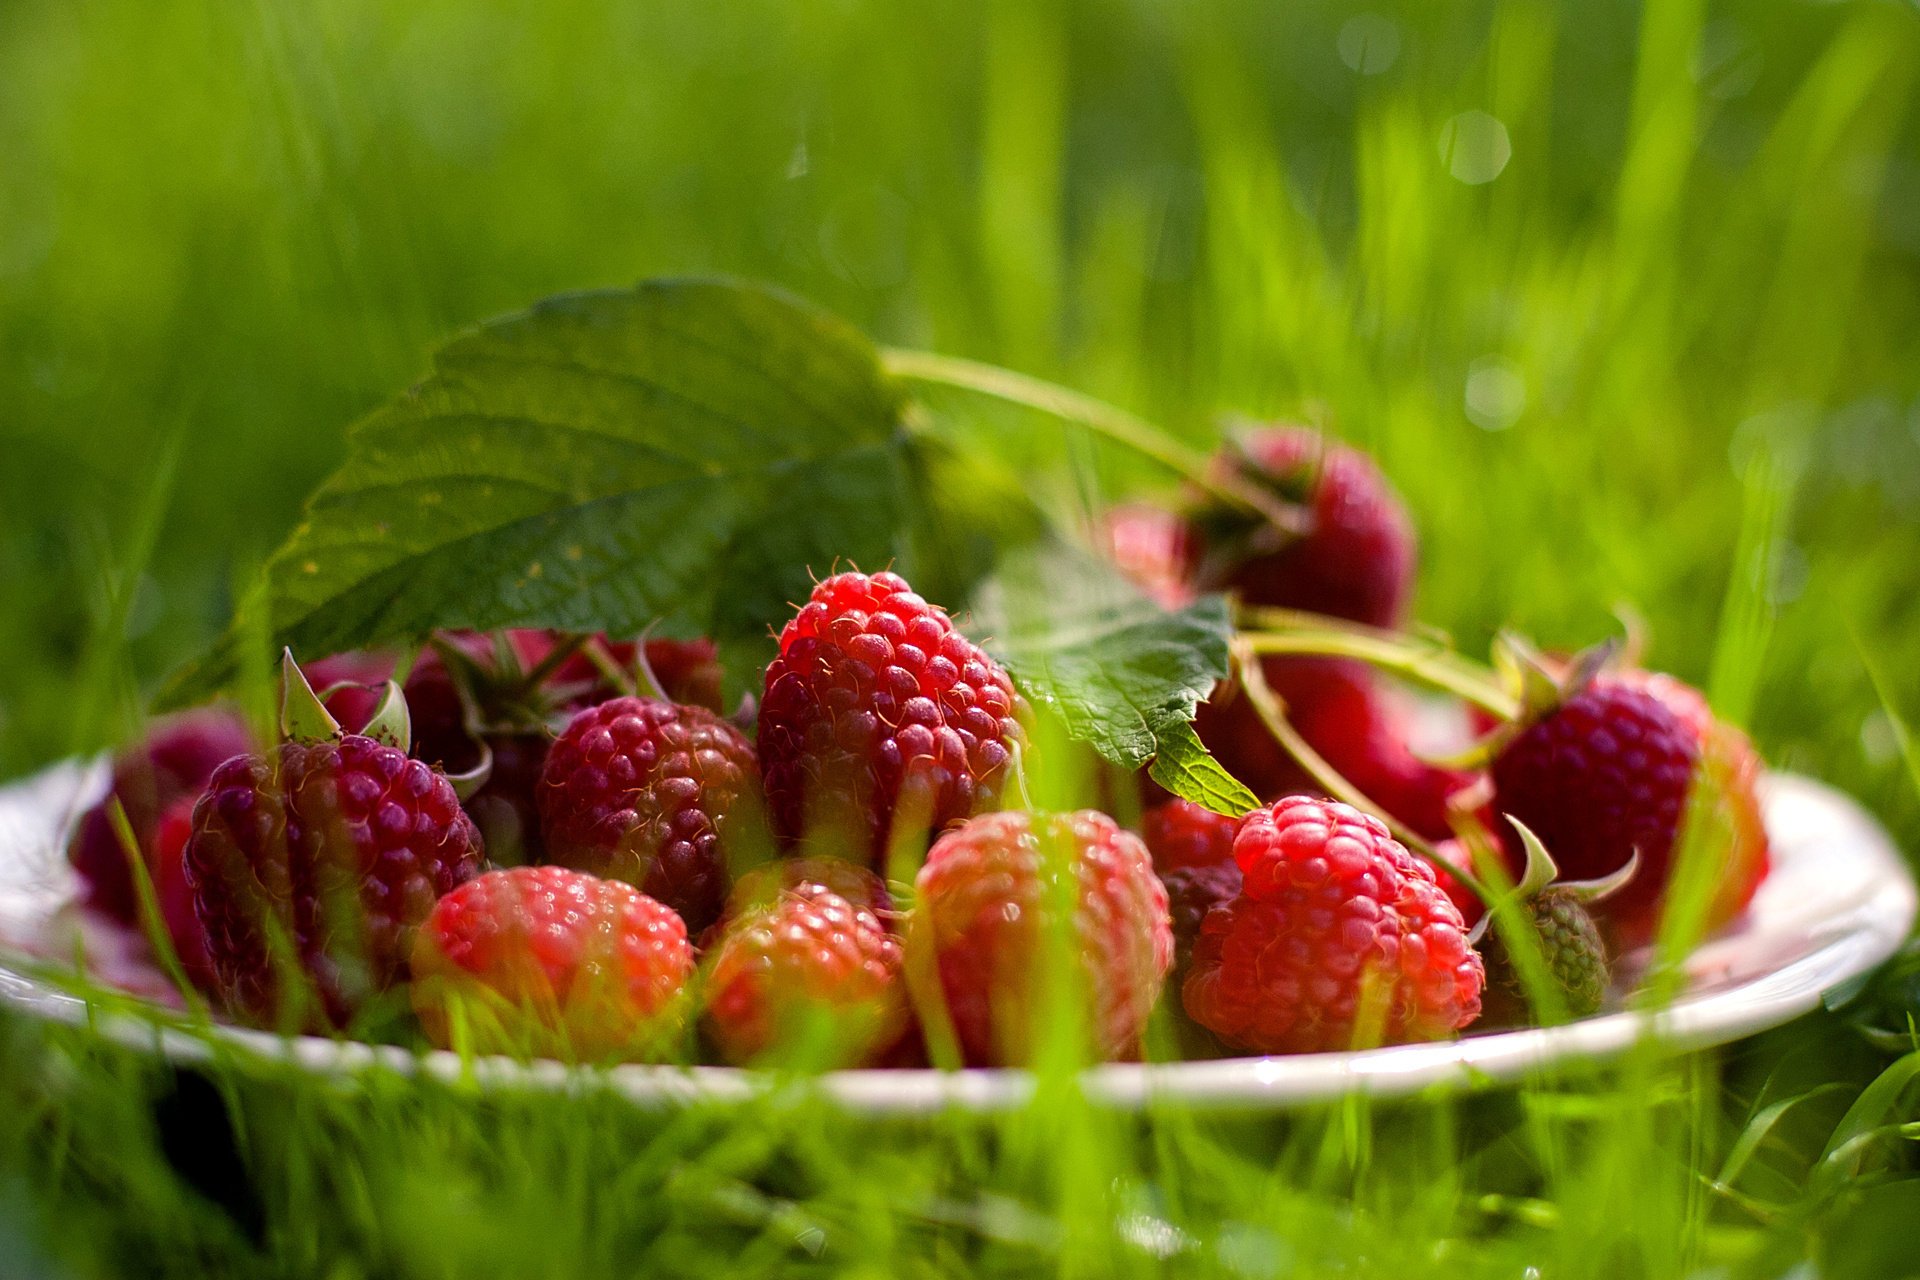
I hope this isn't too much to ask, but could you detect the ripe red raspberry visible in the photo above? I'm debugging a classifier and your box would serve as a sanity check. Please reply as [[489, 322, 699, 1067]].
[[1102, 503, 1200, 609], [184, 734, 484, 1028], [1182, 796, 1483, 1053], [1142, 799, 1242, 874], [1159, 862, 1241, 977], [67, 709, 253, 924], [757, 571, 1024, 866], [1195, 657, 1473, 840], [1600, 670, 1769, 944], [150, 796, 215, 987], [909, 810, 1172, 1066], [1200, 427, 1416, 628], [1490, 675, 1699, 939], [538, 696, 760, 935], [702, 881, 906, 1066], [410, 866, 693, 1061]]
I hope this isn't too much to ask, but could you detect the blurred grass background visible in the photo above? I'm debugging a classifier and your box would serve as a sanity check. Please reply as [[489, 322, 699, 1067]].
[[3, 0, 1920, 1275]]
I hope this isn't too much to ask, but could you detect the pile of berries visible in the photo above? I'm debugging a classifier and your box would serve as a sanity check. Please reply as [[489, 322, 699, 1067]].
[[66, 429, 1772, 1065]]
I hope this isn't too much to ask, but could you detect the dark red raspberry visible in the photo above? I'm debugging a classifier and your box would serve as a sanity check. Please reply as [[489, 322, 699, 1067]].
[[184, 734, 484, 1029], [411, 866, 693, 1061], [908, 810, 1172, 1066], [757, 571, 1024, 866], [1101, 503, 1200, 609], [1610, 670, 1769, 945], [1196, 657, 1473, 840], [1490, 675, 1699, 936], [1183, 796, 1483, 1053], [151, 796, 215, 987], [1141, 799, 1242, 874], [702, 881, 906, 1066], [1200, 427, 1416, 629], [1159, 862, 1241, 977], [538, 696, 759, 935], [68, 709, 254, 924]]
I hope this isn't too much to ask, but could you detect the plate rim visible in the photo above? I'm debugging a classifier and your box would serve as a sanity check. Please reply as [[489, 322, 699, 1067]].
[[0, 766, 1910, 1113]]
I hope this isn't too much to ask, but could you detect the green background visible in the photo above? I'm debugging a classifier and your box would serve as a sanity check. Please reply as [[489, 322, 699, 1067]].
[[2, 0, 1919, 1275]]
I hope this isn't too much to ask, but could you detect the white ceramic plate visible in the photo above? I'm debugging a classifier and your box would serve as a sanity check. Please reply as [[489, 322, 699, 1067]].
[[0, 759, 1911, 1112]]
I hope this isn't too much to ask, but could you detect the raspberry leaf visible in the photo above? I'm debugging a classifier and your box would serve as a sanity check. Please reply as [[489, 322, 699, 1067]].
[[1146, 721, 1261, 817], [166, 279, 925, 706], [976, 547, 1257, 817]]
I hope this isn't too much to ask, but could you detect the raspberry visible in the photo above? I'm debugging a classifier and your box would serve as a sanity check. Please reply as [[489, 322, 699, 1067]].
[[1490, 675, 1699, 938], [1182, 796, 1483, 1053], [410, 866, 693, 1061], [184, 734, 484, 1028], [1102, 503, 1200, 609], [151, 796, 215, 986], [908, 810, 1172, 1066], [1481, 889, 1609, 1023], [1199, 427, 1416, 629], [1611, 670, 1770, 945], [538, 696, 760, 936], [757, 571, 1024, 866], [1195, 657, 1472, 840], [67, 709, 252, 924], [702, 882, 906, 1066], [1159, 862, 1241, 977], [1141, 799, 1242, 874]]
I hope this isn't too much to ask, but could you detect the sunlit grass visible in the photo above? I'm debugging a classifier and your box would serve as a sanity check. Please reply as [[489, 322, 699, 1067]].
[[2, 0, 1919, 1275]]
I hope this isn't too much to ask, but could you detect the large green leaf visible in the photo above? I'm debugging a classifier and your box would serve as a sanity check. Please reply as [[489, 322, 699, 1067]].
[[973, 546, 1258, 816], [167, 279, 915, 702]]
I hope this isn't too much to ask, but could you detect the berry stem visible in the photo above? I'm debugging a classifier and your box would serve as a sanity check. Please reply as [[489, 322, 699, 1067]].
[[1238, 607, 1520, 720], [579, 637, 639, 699], [882, 348, 1308, 534], [518, 631, 590, 694], [629, 634, 672, 704], [1233, 643, 1492, 900]]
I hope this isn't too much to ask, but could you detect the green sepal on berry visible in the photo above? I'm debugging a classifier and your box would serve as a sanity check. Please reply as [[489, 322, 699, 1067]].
[[281, 646, 413, 751], [280, 649, 346, 744]]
